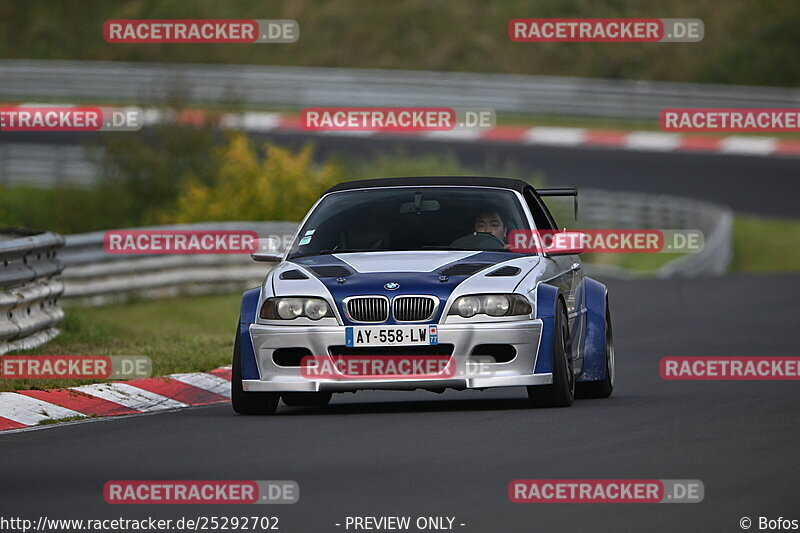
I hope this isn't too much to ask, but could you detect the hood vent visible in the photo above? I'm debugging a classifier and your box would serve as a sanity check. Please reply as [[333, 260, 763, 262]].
[[310, 265, 352, 278], [279, 269, 309, 280], [486, 266, 521, 277], [439, 263, 491, 277]]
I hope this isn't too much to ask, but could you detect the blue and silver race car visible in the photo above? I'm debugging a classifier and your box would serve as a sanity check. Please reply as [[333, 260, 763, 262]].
[[232, 177, 614, 414]]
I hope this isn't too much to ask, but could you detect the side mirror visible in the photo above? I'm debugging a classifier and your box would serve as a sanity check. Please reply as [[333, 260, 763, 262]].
[[251, 237, 284, 263], [545, 231, 586, 255]]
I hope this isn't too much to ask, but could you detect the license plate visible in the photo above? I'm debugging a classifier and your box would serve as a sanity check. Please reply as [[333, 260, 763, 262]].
[[345, 325, 438, 347]]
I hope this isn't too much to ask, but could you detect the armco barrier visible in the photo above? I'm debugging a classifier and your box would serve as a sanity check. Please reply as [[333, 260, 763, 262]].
[[60, 222, 300, 305], [0, 229, 65, 354], [575, 189, 733, 278], [58, 191, 732, 305], [1, 59, 799, 120]]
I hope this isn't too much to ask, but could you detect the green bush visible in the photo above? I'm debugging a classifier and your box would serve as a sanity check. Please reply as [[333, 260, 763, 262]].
[[163, 134, 345, 223], [96, 120, 222, 225], [1, 126, 539, 231]]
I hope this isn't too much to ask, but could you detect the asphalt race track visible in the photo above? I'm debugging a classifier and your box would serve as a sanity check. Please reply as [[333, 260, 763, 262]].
[[6, 130, 800, 217], [261, 132, 800, 217], [2, 273, 798, 533]]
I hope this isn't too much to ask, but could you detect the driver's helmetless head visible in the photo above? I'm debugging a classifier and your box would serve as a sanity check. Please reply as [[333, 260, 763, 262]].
[[474, 211, 506, 241]]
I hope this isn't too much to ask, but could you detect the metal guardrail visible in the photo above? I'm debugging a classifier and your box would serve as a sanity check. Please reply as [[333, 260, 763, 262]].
[[575, 189, 733, 278], [0, 143, 97, 188], [2, 59, 799, 120], [0, 229, 65, 354], [58, 191, 732, 306], [60, 222, 299, 305]]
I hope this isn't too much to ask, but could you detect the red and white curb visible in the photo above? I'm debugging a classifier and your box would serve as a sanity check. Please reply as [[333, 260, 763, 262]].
[[0, 366, 232, 432], [215, 111, 800, 158], [6, 103, 800, 158]]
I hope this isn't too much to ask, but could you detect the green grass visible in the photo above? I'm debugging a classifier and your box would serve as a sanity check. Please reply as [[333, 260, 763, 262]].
[[1, 293, 241, 392], [732, 215, 800, 272], [581, 215, 800, 273], [0, 185, 138, 234], [37, 414, 94, 426]]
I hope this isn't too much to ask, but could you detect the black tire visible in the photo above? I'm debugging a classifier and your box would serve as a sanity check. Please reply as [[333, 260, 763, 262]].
[[528, 299, 575, 408], [576, 300, 615, 399], [282, 392, 333, 407], [231, 325, 279, 415]]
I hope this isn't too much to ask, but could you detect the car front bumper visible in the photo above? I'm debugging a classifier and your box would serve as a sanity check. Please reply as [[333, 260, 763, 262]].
[[243, 320, 551, 392]]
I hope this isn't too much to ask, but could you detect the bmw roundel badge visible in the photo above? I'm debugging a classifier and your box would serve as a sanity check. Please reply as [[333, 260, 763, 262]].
[[384, 282, 400, 290]]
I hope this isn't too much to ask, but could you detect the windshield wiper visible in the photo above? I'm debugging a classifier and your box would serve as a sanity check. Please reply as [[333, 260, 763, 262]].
[[319, 248, 383, 254], [290, 247, 518, 259], [289, 248, 384, 259], [421, 246, 515, 252]]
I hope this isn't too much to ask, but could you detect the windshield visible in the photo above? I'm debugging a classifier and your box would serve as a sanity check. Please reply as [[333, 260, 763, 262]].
[[287, 186, 533, 258]]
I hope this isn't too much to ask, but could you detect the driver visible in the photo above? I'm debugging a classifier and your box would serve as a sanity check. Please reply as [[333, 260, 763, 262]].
[[449, 210, 509, 249], [473, 210, 507, 243]]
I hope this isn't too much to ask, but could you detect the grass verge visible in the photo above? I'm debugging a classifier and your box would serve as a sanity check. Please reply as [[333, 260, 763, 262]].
[[37, 415, 94, 426], [1, 293, 241, 392], [584, 215, 800, 273], [732, 215, 800, 272]]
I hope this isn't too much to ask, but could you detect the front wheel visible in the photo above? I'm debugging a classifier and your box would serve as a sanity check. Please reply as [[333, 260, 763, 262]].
[[528, 300, 574, 408], [576, 300, 614, 399], [231, 325, 280, 415]]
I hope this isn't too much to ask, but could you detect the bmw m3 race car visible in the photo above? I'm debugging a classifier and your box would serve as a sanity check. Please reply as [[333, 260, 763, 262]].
[[232, 177, 614, 414]]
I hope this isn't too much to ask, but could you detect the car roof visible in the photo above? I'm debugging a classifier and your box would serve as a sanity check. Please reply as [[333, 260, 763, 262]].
[[324, 176, 533, 194]]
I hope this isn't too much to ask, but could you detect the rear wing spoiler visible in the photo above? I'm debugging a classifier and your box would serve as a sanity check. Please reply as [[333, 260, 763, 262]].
[[537, 187, 578, 220]]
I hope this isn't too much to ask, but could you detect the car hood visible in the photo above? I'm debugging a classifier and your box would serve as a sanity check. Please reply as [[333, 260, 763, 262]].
[[271, 251, 541, 325]]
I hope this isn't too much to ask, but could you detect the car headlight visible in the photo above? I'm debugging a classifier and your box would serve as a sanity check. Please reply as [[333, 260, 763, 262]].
[[448, 294, 532, 318], [276, 298, 304, 319], [484, 294, 510, 316], [304, 299, 330, 320], [260, 297, 334, 320], [455, 296, 480, 318]]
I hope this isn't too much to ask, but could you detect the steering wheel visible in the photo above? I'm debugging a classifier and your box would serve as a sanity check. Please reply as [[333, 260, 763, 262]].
[[451, 232, 506, 250]]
